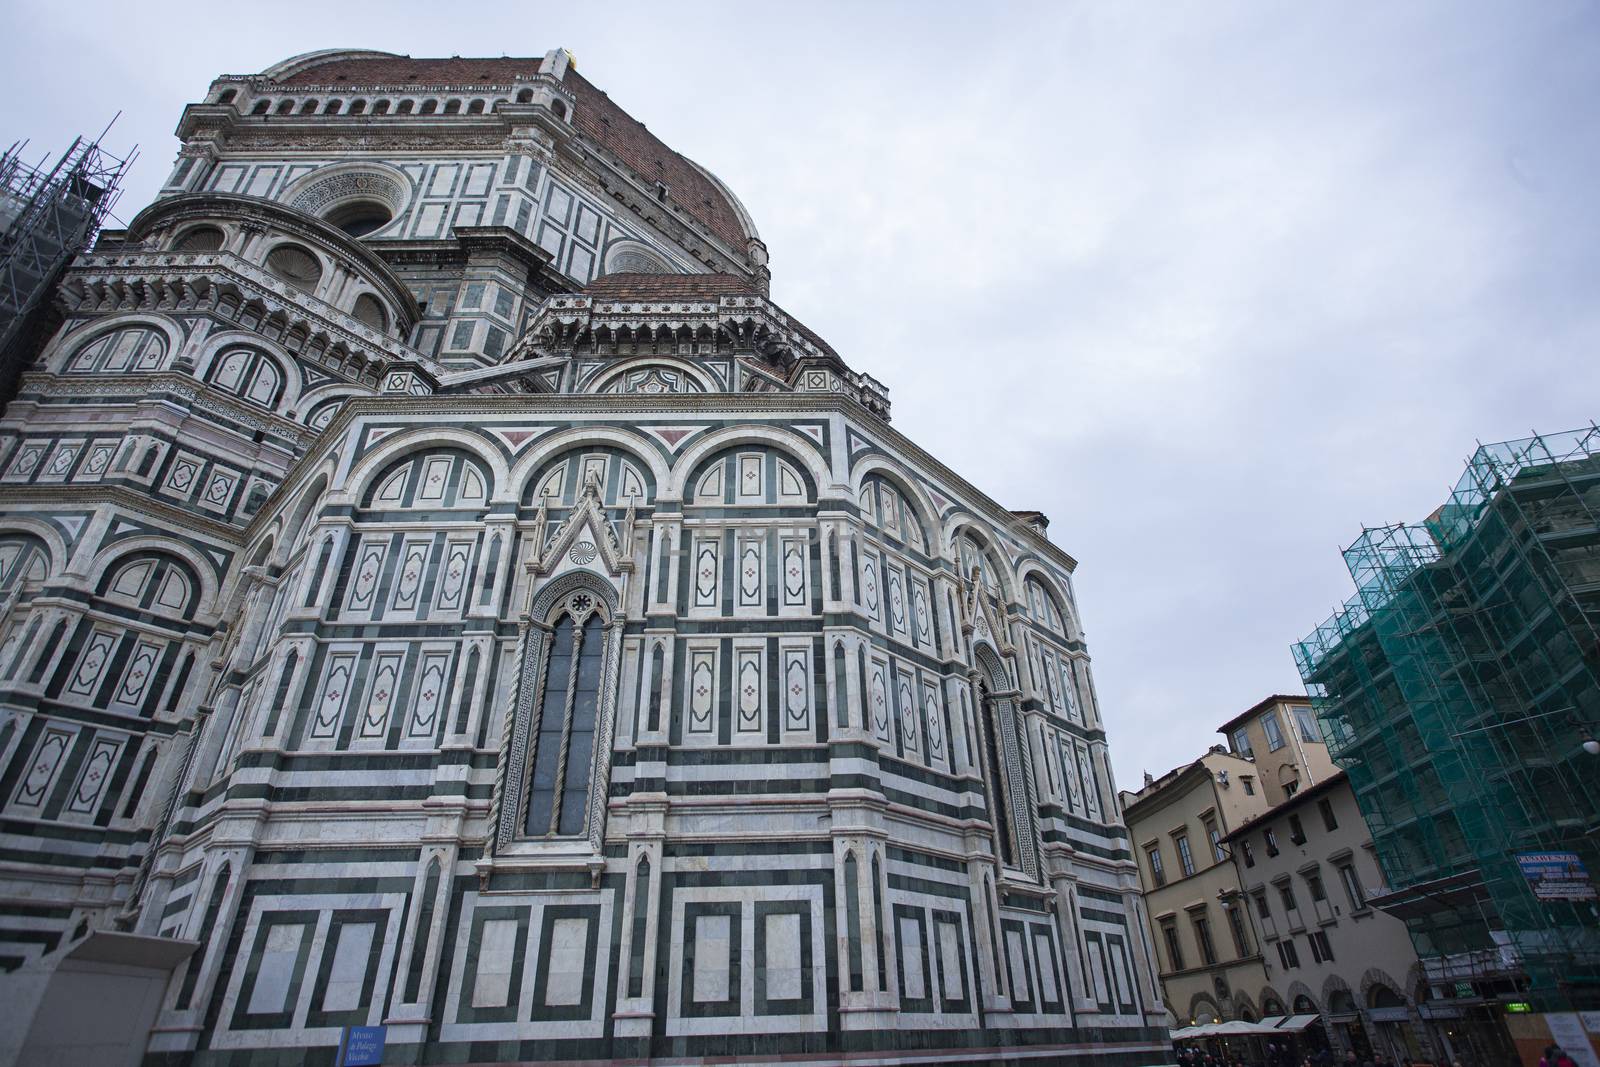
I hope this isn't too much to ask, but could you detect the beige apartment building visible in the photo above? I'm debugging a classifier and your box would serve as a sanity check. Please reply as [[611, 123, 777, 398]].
[[1122, 694, 1352, 1030], [1223, 771, 1443, 1064], [1216, 694, 1339, 805], [1120, 747, 1272, 1026]]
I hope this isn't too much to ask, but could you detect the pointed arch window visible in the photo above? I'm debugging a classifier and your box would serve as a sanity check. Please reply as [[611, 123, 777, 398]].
[[523, 591, 610, 839], [978, 677, 1017, 868]]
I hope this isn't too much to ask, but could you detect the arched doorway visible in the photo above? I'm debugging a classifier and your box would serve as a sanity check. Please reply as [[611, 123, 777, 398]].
[[1294, 994, 1330, 1053], [1368, 984, 1421, 1061], [1328, 989, 1371, 1058]]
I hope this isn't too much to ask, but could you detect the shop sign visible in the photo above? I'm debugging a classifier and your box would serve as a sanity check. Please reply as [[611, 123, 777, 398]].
[[1505, 1002, 1533, 1014], [339, 1026, 386, 1067], [1515, 852, 1598, 902]]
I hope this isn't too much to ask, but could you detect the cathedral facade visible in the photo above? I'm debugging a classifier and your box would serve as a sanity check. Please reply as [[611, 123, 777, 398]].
[[0, 49, 1169, 1066]]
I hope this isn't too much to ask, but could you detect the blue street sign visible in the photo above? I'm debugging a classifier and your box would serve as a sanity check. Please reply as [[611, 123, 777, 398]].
[[340, 1025, 386, 1067]]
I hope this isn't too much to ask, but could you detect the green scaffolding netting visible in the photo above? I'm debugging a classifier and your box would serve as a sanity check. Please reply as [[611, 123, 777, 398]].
[[1293, 426, 1600, 1010]]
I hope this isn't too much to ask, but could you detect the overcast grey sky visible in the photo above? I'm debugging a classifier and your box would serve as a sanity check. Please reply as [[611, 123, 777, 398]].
[[6, 1, 1599, 789]]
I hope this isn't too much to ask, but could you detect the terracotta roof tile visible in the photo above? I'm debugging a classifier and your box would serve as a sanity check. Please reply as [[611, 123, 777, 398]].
[[278, 56, 541, 87], [583, 272, 757, 300], [270, 55, 753, 253], [563, 70, 750, 253]]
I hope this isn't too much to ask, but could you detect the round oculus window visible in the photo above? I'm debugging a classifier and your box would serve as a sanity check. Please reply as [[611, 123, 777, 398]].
[[325, 199, 393, 238]]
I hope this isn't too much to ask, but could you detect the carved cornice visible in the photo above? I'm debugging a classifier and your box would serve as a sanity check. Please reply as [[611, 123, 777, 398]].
[[60, 251, 434, 384], [14, 371, 316, 444], [514, 292, 890, 419], [0, 484, 245, 548]]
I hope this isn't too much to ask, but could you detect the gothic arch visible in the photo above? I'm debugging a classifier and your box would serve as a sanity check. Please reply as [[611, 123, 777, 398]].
[[945, 519, 1016, 603], [1016, 562, 1082, 642], [1232, 989, 1259, 1021], [191, 330, 303, 413], [681, 443, 818, 505], [338, 427, 510, 506], [849, 458, 938, 549], [360, 448, 493, 510], [495, 568, 625, 855], [666, 425, 830, 501], [1404, 962, 1428, 1005], [589, 358, 713, 396], [1321, 972, 1355, 1011], [296, 384, 366, 430], [519, 443, 659, 509], [94, 549, 205, 619], [49, 313, 183, 375], [86, 536, 221, 619], [508, 426, 669, 504], [528, 567, 622, 621], [273, 472, 330, 563], [1285, 981, 1320, 1013], [973, 640, 1012, 690], [245, 533, 275, 570], [0, 518, 67, 579], [0, 531, 52, 594], [1259, 987, 1287, 1016], [1358, 967, 1408, 1006], [1188, 991, 1224, 1024]]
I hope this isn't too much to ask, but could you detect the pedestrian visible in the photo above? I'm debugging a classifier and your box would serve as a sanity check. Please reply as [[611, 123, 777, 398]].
[[1539, 1046, 1559, 1067]]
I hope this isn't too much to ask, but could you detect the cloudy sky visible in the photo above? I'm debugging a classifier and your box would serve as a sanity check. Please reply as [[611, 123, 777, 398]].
[[7, 1, 1599, 789]]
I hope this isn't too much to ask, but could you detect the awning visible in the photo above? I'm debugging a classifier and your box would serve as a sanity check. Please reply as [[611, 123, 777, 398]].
[[1276, 1014, 1322, 1032], [1172, 1020, 1289, 1040], [1214, 1021, 1271, 1036], [1257, 1015, 1286, 1029]]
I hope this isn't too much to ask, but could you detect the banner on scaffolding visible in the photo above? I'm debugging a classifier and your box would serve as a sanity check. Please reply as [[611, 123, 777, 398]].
[[1515, 852, 1597, 902]]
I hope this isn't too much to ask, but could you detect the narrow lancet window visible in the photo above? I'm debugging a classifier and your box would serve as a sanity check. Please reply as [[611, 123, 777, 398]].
[[526, 600, 605, 838]]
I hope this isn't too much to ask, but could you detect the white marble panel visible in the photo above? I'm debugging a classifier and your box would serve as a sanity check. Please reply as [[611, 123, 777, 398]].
[[322, 922, 374, 1012], [692, 913, 730, 1002], [765, 912, 801, 1000], [1006, 928, 1030, 1004], [1035, 933, 1058, 1002], [899, 916, 925, 1000], [544, 917, 588, 1006], [938, 921, 963, 1002], [248, 924, 304, 1015], [472, 918, 519, 1008]]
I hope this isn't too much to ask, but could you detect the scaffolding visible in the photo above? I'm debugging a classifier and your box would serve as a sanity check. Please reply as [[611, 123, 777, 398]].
[[1294, 426, 1600, 1012], [0, 128, 135, 404]]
